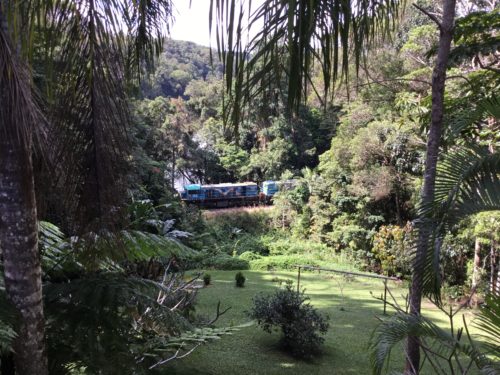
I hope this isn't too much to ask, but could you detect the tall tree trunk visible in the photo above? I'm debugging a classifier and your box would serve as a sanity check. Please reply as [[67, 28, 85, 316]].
[[406, 0, 456, 373], [472, 237, 482, 290], [490, 241, 498, 294], [0, 138, 47, 375], [0, 7, 48, 375]]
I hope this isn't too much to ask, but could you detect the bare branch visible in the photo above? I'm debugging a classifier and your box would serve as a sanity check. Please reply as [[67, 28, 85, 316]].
[[204, 301, 232, 326], [148, 343, 202, 370], [413, 4, 443, 30]]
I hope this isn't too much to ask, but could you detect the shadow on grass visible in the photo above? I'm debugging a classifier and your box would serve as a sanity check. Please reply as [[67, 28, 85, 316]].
[[165, 270, 484, 375]]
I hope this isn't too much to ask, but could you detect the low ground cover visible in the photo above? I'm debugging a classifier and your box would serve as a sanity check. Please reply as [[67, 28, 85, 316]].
[[166, 270, 480, 375]]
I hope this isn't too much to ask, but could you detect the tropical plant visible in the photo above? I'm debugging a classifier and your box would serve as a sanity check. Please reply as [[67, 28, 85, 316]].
[[235, 271, 246, 287], [0, 1, 176, 372], [210, 1, 498, 372], [3, 221, 236, 373], [248, 286, 329, 358], [369, 293, 500, 375], [209, 0, 403, 132], [370, 97, 500, 373], [203, 273, 212, 286]]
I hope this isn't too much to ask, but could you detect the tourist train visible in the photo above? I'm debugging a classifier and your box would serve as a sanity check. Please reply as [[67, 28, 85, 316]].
[[178, 180, 296, 208]]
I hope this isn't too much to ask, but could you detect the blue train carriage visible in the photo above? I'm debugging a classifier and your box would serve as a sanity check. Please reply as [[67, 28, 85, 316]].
[[261, 179, 298, 203], [179, 182, 259, 208]]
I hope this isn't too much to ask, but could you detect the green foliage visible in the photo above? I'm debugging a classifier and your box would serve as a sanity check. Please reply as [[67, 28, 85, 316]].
[[419, 146, 500, 300], [35, 220, 238, 373], [475, 294, 500, 360], [248, 286, 329, 358], [249, 254, 325, 271], [369, 294, 500, 375], [265, 238, 330, 256], [186, 252, 249, 271], [449, 10, 500, 66], [372, 224, 413, 278], [203, 273, 212, 286], [235, 272, 246, 288], [142, 40, 222, 99], [238, 251, 262, 262], [210, 0, 401, 128]]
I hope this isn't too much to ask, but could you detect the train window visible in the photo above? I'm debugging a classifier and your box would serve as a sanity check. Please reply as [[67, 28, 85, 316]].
[[187, 190, 200, 195]]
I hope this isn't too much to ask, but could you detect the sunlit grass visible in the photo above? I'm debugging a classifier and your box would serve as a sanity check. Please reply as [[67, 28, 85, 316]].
[[165, 270, 481, 375]]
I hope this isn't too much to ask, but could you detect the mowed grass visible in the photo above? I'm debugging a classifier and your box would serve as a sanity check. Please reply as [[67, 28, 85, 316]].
[[165, 270, 480, 375]]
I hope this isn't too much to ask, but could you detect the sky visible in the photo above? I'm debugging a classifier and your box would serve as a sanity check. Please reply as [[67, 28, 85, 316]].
[[170, 0, 263, 47], [170, 1, 214, 46]]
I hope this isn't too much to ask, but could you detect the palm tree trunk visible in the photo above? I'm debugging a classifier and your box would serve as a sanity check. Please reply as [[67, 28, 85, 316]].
[[0, 137, 47, 375], [0, 7, 48, 375], [406, 0, 457, 373]]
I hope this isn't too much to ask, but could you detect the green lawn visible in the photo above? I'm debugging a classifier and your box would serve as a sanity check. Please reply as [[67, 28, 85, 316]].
[[165, 270, 480, 375]]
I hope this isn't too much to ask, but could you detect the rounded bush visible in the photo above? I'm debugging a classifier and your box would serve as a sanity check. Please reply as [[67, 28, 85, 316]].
[[203, 273, 211, 286], [235, 272, 246, 287], [248, 286, 329, 358]]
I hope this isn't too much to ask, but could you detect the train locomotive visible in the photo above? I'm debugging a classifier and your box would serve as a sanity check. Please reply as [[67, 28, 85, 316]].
[[178, 180, 295, 208]]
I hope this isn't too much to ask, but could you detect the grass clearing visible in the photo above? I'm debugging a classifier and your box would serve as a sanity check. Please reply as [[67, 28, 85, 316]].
[[165, 270, 480, 375]]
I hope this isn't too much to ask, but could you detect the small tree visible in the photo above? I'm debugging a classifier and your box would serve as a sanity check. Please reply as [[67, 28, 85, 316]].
[[235, 272, 246, 287], [248, 286, 329, 358]]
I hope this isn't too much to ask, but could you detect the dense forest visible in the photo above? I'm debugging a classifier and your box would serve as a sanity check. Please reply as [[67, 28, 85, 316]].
[[0, 0, 499, 374]]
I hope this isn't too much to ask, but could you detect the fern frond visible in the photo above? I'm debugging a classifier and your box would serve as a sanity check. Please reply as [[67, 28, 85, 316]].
[[143, 323, 252, 370], [475, 294, 500, 359], [369, 311, 494, 375], [416, 146, 500, 300], [44, 274, 192, 373], [39, 221, 195, 275]]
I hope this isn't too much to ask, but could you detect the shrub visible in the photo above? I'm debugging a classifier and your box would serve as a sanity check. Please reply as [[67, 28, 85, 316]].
[[184, 252, 249, 270], [249, 254, 323, 271], [248, 286, 329, 358], [203, 273, 211, 286], [372, 223, 413, 277], [239, 251, 262, 261], [265, 238, 329, 256], [206, 254, 249, 270], [233, 234, 269, 255], [235, 272, 246, 287]]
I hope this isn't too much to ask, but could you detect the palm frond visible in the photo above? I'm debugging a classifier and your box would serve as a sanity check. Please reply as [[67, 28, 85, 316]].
[[144, 323, 253, 370], [122, 0, 173, 79], [415, 146, 500, 300], [446, 95, 500, 144], [369, 310, 496, 375], [0, 8, 45, 151], [475, 294, 500, 359], [3, 0, 173, 232], [44, 274, 192, 373], [210, 0, 403, 129]]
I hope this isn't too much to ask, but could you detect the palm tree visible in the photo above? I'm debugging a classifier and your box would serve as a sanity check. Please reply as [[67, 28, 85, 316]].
[[406, 1, 457, 372], [0, 6, 47, 373], [209, 1, 497, 374], [209, 0, 402, 137], [369, 141, 500, 374], [0, 1, 172, 373]]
